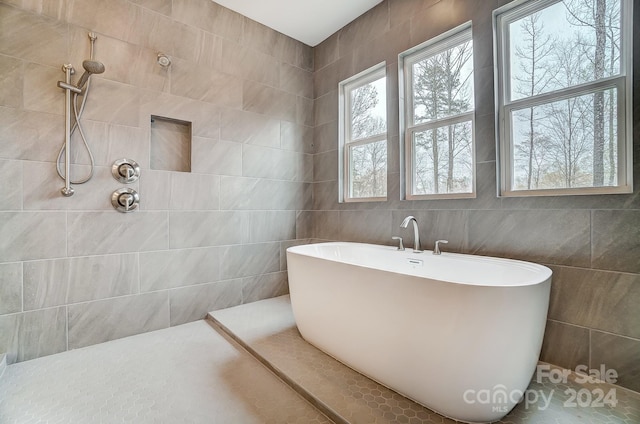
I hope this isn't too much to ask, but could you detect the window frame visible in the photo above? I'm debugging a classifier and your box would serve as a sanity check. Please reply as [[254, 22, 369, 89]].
[[399, 22, 477, 200], [494, 0, 634, 197], [338, 62, 388, 203]]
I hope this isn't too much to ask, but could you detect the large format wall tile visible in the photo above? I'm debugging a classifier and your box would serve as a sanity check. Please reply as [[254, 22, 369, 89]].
[[23, 254, 138, 310], [548, 265, 640, 339], [0, 307, 67, 363], [67, 211, 169, 256], [467, 210, 591, 266], [249, 211, 296, 243], [0, 4, 67, 67], [0, 54, 23, 108], [591, 331, 640, 393], [0, 159, 22, 210], [242, 272, 289, 304], [68, 292, 169, 349], [139, 247, 220, 292], [540, 320, 589, 371], [168, 279, 242, 326], [220, 243, 280, 280], [0, 107, 62, 162], [169, 211, 241, 248], [592, 210, 640, 273], [0, 263, 22, 315], [220, 177, 311, 211], [0, 211, 66, 262], [242, 81, 297, 122]]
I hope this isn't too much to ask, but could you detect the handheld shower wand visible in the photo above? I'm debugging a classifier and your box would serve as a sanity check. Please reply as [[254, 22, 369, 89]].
[[75, 60, 105, 92], [56, 32, 105, 197]]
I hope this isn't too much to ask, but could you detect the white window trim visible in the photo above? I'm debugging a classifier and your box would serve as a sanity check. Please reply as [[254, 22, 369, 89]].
[[338, 62, 387, 203], [399, 22, 477, 200], [494, 0, 634, 197]]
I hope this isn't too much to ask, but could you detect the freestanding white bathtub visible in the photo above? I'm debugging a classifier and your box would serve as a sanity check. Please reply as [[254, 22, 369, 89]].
[[286, 242, 551, 423]]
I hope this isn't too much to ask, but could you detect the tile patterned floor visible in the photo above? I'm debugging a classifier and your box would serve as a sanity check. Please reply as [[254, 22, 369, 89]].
[[209, 295, 640, 424], [0, 320, 330, 424]]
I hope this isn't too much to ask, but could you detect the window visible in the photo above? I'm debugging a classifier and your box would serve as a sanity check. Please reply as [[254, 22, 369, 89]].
[[495, 0, 633, 196], [339, 63, 387, 202], [399, 23, 475, 199]]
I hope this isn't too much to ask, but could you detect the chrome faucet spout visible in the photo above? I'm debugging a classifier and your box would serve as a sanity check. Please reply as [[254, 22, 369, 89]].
[[400, 215, 422, 253]]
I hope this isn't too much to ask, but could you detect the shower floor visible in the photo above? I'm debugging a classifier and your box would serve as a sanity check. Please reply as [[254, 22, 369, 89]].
[[0, 320, 330, 424], [209, 295, 640, 424]]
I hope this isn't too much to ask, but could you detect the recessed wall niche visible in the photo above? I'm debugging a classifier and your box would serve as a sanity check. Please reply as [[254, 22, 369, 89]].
[[150, 115, 192, 172]]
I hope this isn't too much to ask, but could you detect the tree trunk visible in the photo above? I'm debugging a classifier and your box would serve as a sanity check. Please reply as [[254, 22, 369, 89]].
[[592, 0, 606, 186], [447, 125, 454, 192], [432, 129, 439, 194]]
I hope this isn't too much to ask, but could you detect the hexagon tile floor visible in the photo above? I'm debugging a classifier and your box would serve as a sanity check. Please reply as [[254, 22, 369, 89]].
[[209, 295, 640, 424], [0, 320, 330, 424]]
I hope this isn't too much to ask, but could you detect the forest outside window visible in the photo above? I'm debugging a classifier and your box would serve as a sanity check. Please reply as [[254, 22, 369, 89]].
[[495, 0, 633, 196], [339, 63, 387, 202], [400, 23, 476, 200]]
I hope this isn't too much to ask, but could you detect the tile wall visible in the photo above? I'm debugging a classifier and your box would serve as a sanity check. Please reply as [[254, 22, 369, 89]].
[[310, 0, 640, 392], [0, 0, 638, 396], [0, 0, 313, 362]]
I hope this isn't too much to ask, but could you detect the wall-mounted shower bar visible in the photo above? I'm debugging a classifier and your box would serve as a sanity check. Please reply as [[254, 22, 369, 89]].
[[58, 64, 75, 197]]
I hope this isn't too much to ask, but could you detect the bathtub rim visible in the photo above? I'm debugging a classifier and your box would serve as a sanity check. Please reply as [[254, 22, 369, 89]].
[[286, 241, 552, 288]]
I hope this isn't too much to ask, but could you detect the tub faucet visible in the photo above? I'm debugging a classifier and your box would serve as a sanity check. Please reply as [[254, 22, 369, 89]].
[[400, 216, 421, 253]]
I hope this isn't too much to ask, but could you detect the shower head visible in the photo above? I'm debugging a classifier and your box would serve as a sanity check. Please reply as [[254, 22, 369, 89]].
[[75, 60, 105, 91]]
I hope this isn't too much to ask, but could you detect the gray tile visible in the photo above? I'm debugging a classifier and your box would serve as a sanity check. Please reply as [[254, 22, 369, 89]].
[[0, 212, 66, 262], [66, 0, 134, 41], [139, 170, 171, 210], [591, 331, 640, 393], [68, 292, 169, 349], [313, 120, 338, 154], [23, 254, 138, 310], [169, 173, 220, 210], [540, 320, 589, 371], [0, 263, 22, 315], [337, 1, 389, 55], [314, 150, 338, 183], [295, 211, 314, 240], [0, 54, 23, 108], [280, 122, 314, 154], [220, 177, 311, 211], [339, 210, 392, 244], [191, 137, 242, 176], [139, 247, 220, 292], [279, 62, 313, 99], [312, 211, 341, 241], [220, 243, 280, 280], [170, 57, 242, 107], [242, 81, 297, 122], [312, 180, 339, 211], [23, 162, 123, 211], [169, 279, 242, 326], [242, 272, 289, 304], [249, 211, 296, 243], [0, 4, 67, 67], [314, 90, 337, 126], [81, 79, 140, 127], [592, 210, 640, 273], [0, 107, 62, 162], [548, 265, 640, 339], [0, 160, 21, 210], [242, 145, 311, 182], [0, 307, 66, 363], [169, 211, 241, 248], [172, 0, 242, 41], [129, 0, 172, 16], [220, 108, 280, 148], [467, 209, 591, 266], [67, 211, 168, 256], [221, 38, 279, 86]]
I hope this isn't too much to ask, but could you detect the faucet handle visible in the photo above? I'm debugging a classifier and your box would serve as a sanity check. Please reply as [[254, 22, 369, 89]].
[[433, 240, 448, 255], [392, 236, 405, 251]]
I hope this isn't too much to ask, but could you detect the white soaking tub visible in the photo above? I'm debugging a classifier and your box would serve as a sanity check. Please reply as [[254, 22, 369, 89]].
[[286, 242, 551, 423]]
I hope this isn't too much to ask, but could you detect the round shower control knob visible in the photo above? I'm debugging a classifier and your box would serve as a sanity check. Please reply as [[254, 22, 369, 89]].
[[111, 188, 139, 213], [112, 159, 140, 183]]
